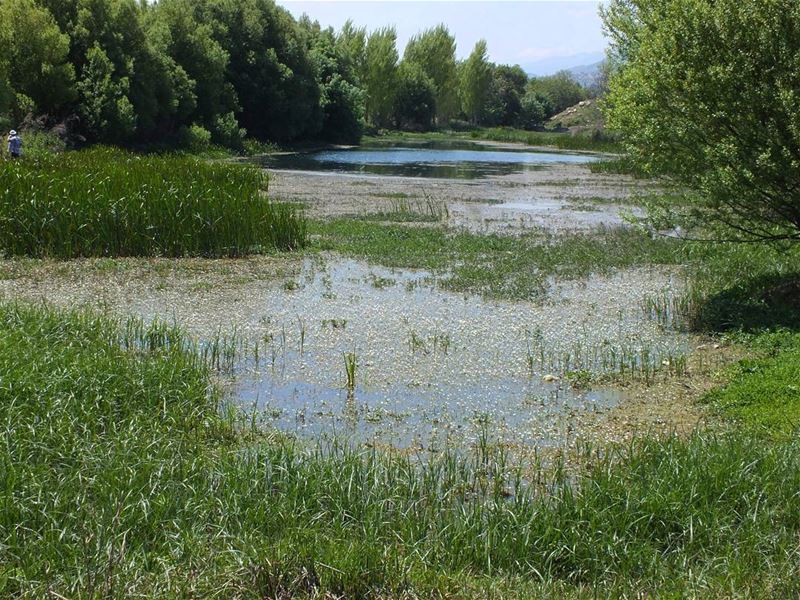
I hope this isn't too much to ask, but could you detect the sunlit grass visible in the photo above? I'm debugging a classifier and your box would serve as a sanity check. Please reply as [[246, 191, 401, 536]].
[[0, 147, 306, 258], [310, 220, 683, 300], [2, 303, 800, 597]]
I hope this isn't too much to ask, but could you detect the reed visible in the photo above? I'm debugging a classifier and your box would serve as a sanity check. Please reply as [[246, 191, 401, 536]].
[[0, 147, 306, 258], [344, 350, 357, 389]]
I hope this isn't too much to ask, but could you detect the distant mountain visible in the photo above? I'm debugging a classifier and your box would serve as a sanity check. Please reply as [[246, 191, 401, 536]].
[[521, 51, 605, 77], [565, 60, 605, 88]]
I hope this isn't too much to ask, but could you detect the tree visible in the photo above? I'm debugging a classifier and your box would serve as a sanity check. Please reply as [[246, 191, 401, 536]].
[[402, 24, 458, 124], [147, 0, 234, 130], [77, 43, 136, 140], [519, 91, 550, 130], [459, 39, 492, 125], [72, 0, 175, 140], [603, 0, 800, 242], [0, 55, 12, 117], [484, 64, 527, 126], [307, 25, 364, 143], [204, 0, 321, 142], [394, 63, 435, 131], [527, 71, 585, 116], [363, 27, 398, 128], [0, 0, 75, 118], [337, 19, 367, 84]]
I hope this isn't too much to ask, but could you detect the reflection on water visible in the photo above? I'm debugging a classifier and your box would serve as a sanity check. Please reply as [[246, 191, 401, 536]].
[[257, 142, 599, 179]]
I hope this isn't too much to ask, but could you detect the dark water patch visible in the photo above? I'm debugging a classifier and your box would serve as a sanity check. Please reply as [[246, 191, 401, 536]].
[[258, 144, 599, 180]]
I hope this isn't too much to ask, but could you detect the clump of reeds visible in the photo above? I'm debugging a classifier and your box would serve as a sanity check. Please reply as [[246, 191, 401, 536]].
[[0, 147, 306, 258]]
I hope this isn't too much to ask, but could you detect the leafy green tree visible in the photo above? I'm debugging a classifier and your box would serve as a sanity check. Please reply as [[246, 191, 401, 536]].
[[34, 0, 80, 35], [337, 19, 367, 84], [363, 27, 398, 128], [527, 70, 585, 116], [76, 43, 135, 140], [0, 0, 75, 117], [394, 62, 435, 131], [459, 39, 492, 124], [72, 0, 175, 140], [307, 25, 364, 143], [203, 0, 321, 141], [147, 0, 234, 130], [484, 64, 527, 126], [402, 24, 458, 124], [603, 0, 800, 242], [0, 56, 12, 117], [519, 91, 550, 130]]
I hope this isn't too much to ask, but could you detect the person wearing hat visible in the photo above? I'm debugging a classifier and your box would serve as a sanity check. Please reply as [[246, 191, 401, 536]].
[[7, 130, 22, 159]]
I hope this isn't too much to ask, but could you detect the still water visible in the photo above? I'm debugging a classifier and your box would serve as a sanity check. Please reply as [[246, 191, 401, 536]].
[[259, 142, 599, 179]]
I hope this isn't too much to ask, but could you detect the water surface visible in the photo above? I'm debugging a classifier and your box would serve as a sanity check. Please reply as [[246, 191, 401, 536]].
[[260, 142, 599, 179]]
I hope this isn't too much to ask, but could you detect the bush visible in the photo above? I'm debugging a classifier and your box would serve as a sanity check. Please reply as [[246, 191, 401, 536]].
[[210, 111, 246, 150], [177, 123, 212, 152]]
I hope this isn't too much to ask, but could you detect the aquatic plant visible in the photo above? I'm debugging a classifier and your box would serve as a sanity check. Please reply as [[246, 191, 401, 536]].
[[0, 147, 306, 258], [344, 350, 357, 389]]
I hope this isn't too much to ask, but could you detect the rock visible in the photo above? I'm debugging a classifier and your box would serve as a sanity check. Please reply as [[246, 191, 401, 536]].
[[542, 374, 559, 383]]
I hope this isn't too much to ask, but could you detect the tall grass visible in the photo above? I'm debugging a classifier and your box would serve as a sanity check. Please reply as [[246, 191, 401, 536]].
[[0, 147, 306, 257], [2, 303, 800, 597]]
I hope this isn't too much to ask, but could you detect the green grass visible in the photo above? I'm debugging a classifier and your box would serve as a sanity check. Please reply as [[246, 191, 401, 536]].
[[703, 331, 800, 433], [365, 127, 622, 153], [357, 196, 449, 223], [2, 302, 800, 597], [0, 147, 306, 257], [677, 241, 800, 332], [310, 219, 683, 300]]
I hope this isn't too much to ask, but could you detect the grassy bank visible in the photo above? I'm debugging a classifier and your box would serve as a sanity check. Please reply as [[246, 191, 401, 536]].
[[2, 303, 799, 597], [365, 126, 622, 153], [0, 148, 306, 258]]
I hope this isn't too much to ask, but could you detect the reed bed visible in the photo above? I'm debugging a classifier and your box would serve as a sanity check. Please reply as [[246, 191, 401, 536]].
[[2, 302, 800, 597], [0, 147, 306, 258]]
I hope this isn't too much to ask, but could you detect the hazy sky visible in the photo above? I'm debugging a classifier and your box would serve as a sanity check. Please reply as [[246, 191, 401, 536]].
[[276, 1, 607, 71]]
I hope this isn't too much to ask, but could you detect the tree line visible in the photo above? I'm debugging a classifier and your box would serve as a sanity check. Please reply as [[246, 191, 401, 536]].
[[0, 0, 590, 147]]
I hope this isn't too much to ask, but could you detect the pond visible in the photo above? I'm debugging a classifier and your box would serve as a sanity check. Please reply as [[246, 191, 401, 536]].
[[259, 141, 600, 179]]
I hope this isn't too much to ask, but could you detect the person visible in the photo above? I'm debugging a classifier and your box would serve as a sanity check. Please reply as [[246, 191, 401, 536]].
[[7, 130, 22, 159]]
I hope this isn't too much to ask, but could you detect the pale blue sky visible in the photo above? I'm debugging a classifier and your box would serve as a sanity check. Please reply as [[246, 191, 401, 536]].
[[276, 1, 607, 74]]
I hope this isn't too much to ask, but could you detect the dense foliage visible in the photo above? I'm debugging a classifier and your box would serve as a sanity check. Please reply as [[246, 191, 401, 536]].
[[0, 147, 306, 257], [0, 0, 593, 146], [603, 0, 800, 242]]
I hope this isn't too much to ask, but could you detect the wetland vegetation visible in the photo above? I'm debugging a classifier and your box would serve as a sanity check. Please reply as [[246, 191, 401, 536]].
[[3, 304, 800, 598], [0, 148, 306, 257], [2, 0, 800, 597]]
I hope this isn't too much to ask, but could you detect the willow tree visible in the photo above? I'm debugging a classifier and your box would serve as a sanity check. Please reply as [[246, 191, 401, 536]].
[[0, 0, 75, 118], [603, 0, 800, 242]]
